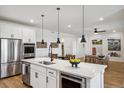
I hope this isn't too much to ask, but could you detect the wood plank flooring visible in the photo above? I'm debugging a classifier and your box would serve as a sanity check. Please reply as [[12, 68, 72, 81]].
[[104, 61, 124, 88], [104, 70, 124, 88], [0, 61, 124, 88], [0, 75, 29, 88]]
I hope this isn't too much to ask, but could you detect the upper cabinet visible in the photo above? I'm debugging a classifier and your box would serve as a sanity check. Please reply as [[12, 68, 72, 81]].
[[0, 22, 22, 39], [22, 28, 36, 43], [0, 21, 36, 43]]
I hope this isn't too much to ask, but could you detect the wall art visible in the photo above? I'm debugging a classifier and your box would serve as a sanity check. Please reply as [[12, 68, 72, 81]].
[[108, 39, 121, 51]]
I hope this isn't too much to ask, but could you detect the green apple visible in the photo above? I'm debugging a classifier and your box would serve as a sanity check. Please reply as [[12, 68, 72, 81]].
[[74, 59, 77, 62], [77, 59, 80, 62], [70, 59, 75, 62], [74, 59, 80, 62]]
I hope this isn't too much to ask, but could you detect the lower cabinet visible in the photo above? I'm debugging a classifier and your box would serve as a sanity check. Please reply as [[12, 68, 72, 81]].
[[46, 69, 57, 88], [30, 65, 47, 88], [30, 64, 57, 88], [31, 69, 46, 88], [46, 75, 57, 88]]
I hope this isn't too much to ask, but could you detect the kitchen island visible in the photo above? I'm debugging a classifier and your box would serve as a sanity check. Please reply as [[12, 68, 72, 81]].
[[22, 57, 107, 88]]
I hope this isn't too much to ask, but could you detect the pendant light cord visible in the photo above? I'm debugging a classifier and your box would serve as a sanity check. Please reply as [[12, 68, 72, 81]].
[[41, 15, 44, 40], [80, 5, 86, 43], [82, 5, 84, 35], [57, 8, 60, 38]]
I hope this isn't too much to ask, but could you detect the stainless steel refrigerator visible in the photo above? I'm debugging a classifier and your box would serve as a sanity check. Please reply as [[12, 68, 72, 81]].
[[0, 38, 22, 78]]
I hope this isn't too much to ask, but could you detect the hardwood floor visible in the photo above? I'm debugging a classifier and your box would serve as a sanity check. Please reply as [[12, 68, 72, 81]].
[[0, 75, 29, 88], [104, 70, 124, 88], [104, 61, 124, 88], [0, 61, 124, 88]]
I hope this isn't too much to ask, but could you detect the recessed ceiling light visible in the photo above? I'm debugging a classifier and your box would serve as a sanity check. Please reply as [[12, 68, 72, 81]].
[[99, 17, 104, 21], [67, 24, 71, 28], [30, 19, 34, 23], [113, 30, 116, 32]]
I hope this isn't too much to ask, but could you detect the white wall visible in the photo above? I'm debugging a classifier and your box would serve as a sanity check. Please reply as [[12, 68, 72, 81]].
[[35, 29, 77, 58], [75, 38, 85, 58], [83, 31, 124, 62]]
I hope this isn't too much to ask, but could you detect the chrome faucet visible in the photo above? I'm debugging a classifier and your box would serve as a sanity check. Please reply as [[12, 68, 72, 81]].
[[48, 44, 54, 62]]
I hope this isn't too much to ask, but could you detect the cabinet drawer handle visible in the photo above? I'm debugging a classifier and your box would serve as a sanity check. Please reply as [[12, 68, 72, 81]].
[[46, 76, 48, 83], [49, 72, 54, 74], [35, 72, 38, 78], [11, 34, 14, 38]]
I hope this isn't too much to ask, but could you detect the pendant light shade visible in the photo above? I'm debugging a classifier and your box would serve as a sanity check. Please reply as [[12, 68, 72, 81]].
[[56, 7, 61, 44], [41, 39, 45, 44], [57, 38, 61, 44], [80, 5, 86, 43], [41, 15, 45, 44], [81, 35, 86, 42]]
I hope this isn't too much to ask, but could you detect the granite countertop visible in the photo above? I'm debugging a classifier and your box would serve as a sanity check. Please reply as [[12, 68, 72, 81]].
[[21, 57, 107, 79]]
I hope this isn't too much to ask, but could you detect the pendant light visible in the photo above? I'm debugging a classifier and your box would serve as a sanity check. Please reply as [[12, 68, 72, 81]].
[[56, 7, 61, 44], [80, 5, 86, 43], [41, 15, 45, 44]]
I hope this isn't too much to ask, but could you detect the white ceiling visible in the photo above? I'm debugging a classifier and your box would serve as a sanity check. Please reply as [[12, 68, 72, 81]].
[[0, 5, 124, 36]]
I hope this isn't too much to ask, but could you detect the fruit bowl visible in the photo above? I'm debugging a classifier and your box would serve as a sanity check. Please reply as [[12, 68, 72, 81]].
[[69, 59, 80, 67]]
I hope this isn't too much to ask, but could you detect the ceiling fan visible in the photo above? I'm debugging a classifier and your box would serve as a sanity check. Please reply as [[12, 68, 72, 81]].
[[94, 28, 106, 34]]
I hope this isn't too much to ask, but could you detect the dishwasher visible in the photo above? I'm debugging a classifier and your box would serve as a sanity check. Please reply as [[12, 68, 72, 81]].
[[22, 61, 31, 86], [60, 72, 86, 88]]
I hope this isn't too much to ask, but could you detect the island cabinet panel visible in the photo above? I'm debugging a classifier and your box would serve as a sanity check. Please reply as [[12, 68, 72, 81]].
[[46, 76, 57, 88], [86, 72, 104, 88], [30, 64, 57, 88], [46, 69, 57, 88], [30, 64, 47, 88]]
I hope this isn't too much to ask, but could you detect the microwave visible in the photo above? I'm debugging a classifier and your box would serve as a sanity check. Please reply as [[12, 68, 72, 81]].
[[23, 43, 35, 59]]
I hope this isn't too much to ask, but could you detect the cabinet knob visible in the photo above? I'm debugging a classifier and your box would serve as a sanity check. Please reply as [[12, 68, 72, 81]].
[[49, 72, 54, 74], [28, 38, 31, 42], [11, 34, 14, 38]]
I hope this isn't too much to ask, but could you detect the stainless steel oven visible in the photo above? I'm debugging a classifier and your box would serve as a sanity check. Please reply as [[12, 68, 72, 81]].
[[60, 72, 86, 88], [23, 43, 35, 59]]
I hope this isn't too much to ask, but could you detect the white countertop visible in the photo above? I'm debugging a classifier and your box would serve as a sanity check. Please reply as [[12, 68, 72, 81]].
[[21, 57, 107, 79]]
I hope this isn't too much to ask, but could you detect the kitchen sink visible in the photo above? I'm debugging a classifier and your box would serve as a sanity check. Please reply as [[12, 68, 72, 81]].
[[39, 61, 55, 65]]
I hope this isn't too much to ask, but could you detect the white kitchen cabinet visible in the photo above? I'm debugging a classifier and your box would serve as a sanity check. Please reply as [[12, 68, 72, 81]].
[[0, 22, 35, 42], [46, 69, 57, 88], [31, 69, 46, 88], [30, 64, 57, 88], [0, 23, 22, 39], [31, 64, 47, 88], [22, 28, 36, 43], [46, 75, 57, 88]]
